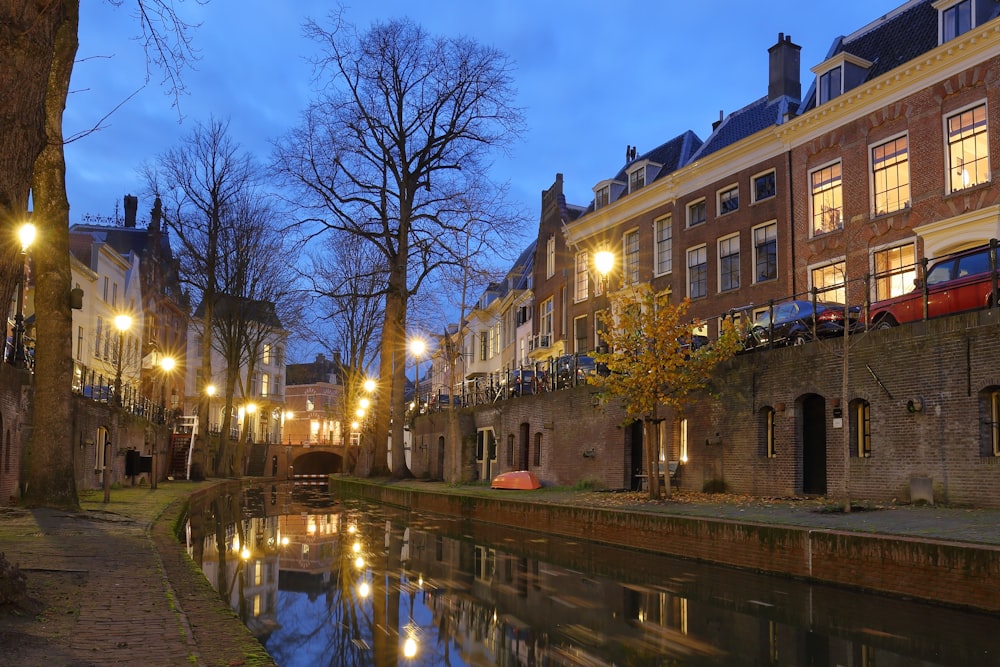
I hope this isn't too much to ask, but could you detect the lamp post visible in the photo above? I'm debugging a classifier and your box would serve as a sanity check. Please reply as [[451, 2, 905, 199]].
[[409, 339, 426, 411], [113, 314, 132, 407], [9, 222, 36, 368], [594, 250, 615, 291]]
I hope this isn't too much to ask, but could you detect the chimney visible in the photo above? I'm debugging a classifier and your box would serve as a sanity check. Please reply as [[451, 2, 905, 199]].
[[712, 110, 724, 131], [124, 194, 138, 228], [150, 196, 162, 232], [768, 32, 801, 102]]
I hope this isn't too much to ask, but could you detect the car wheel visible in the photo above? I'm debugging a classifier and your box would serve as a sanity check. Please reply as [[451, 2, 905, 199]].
[[791, 333, 808, 346], [874, 318, 896, 330]]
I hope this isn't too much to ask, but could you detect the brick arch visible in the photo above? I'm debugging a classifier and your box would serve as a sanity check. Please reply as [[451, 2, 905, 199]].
[[292, 450, 343, 476]]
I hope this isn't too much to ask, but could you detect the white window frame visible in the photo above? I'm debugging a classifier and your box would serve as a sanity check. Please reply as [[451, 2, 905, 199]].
[[654, 214, 672, 276], [717, 233, 740, 293], [686, 245, 708, 299], [545, 235, 555, 278], [817, 65, 842, 105], [629, 167, 645, 193], [595, 185, 610, 209], [574, 251, 589, 302], [944, 101, 990, 194], [809, 258, 847, 304], [539, 297, 553, 338], [870, 133, 911, 216], [686, 198, 706, 228], [623, 228, 640, 285], [751, 169, 776, 203], [871, 240, 917, 302], [809, 159, 844, 237], [718, 184, 739, 215], [937, 0, 973, 43], [752, 221, 778, 284]]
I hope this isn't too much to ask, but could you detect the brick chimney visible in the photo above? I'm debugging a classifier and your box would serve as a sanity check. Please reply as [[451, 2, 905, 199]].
[[124, 194, 138, 228], [768, 32, 801, 102]]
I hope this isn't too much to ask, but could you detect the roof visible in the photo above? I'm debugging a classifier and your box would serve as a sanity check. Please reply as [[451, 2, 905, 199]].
[[194, 294, 283, 330], [286, 354, 341, 385], [690, 95, 799, 160]]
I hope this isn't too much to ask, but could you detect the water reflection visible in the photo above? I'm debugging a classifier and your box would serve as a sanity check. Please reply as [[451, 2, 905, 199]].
[[186, 483, 1000, 666]]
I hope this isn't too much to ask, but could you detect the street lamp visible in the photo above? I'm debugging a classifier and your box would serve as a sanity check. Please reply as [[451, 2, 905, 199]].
[[595, 250, 615, 291], [113, 314, 132, 407], [409, 338, 426, 411], [8, 222, 36, 368]]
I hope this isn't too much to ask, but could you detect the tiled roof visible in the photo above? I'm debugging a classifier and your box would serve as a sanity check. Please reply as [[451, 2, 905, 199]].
[[690, 96, 799, 160], [799, 0, 939, 113]]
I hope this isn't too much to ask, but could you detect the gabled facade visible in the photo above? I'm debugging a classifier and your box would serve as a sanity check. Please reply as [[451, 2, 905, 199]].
[[284, 353, 344, 445]]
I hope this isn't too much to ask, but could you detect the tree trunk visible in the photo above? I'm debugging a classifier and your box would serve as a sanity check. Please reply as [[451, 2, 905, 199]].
[[644, 418, 662, 499], [20, 1, 79, 510]]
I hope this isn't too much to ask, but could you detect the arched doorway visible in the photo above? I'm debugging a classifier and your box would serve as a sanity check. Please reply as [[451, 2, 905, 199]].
[[800, 394, 827, 495]]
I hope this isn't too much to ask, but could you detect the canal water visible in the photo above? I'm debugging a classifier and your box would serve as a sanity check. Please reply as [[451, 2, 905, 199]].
[[185, 483, 1000, 666]]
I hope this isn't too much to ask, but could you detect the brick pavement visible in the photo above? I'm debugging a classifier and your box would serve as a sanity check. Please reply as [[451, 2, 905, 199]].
[[0, 481, 275, 667]]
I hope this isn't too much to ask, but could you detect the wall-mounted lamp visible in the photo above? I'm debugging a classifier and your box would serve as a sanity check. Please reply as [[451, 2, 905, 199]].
[[582, 448, 596, 458], [831, 397, 841, 409], [906, 397, 924, 413]]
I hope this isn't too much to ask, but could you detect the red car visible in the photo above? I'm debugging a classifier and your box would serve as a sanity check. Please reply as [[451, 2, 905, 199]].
[[869, 243, 1000, 329]]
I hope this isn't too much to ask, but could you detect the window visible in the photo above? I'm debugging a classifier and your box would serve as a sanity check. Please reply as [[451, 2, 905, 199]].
[[96, 426, 109, 471], [679, 418, 688, 462], [760, 406, 776, 458], [872, 136, 910, 214], [623, 229, 640, 285], [687, 246, 707, 299], [480, 331, 487, 361], [94, 318, 103, 358], [539, 297, 553, 339], [810, 162, 843, 235], [687, 199, 706, 227], [261, 374, 270, 398], [873, 243, 916, 301], [983, 387, 1000, 457], [852, 399, 872, 458], [546, 236, 556, 278], [573, 315, 587, 353], [112, 283, 118, 307], [103, 276, 109, 302], [811, 260, 846, 304], [753, 222, 777, 283], [752, 170, 776, 202], [595, 185, 610, 209], [574, 251, 589, 301], [718, 235, 740, 292], [718, 185, 739, 215], [629, 168, 645, 193], [818, 66, 842, 104], [941, 0, 972, 42], [947, 103, 989, 192], [263, 344, 271, 364], [76, 326, 83, 361], [655, 215, 672, 275]]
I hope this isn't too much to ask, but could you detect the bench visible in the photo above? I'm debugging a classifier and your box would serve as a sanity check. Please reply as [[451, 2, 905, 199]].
[[637, 460, 680, 490]]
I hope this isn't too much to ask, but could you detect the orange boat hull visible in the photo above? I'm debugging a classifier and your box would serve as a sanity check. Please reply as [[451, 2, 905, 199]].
[[491, 470, 541, 490]]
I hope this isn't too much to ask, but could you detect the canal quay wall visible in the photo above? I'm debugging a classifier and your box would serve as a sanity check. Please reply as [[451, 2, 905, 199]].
[[329, 477, 1000, 615]]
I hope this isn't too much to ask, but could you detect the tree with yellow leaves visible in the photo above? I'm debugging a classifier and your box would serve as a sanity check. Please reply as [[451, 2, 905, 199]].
[[594, 285, 741, 498]]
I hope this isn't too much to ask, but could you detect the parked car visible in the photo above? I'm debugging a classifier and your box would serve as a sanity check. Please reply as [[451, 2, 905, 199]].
[[869, 242, 1000, 328], [746, 300, 860, 349], [554, 354, 608, 388], [501, 368, 538, 397], [428, 392, 462, 410]]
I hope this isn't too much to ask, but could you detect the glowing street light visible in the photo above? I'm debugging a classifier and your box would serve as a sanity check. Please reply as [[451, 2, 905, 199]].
[[409, 338, 426, 408], [595, 249, 615, 291], [8, 222, 36, 368]]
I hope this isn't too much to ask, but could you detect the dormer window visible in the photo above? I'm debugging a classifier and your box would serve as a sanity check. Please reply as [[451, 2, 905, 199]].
[[812, 53, 873, 105], [629, 168, 645, 193], [937, 0, 973, 43], [595, 185, 610, 209]]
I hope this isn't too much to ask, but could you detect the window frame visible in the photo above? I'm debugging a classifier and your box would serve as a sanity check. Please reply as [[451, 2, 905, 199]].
[[818, 65, 842, 105], [809, 259, 847, 304], [809, 160, 844, 237], [871, 241, 917, 302], [545, 235, 556, 278], [686, 244, 708, 299], [751, 169, 776, 203], [686, 198, 706, 228], [870, 133, 911, 216], [629, 167, 645, 193], [574, 250, 589, 302], [654, 214, 672, 276], [939, 0, 973, 42], [718, 184, 739, 215], [717, 233, 740, 293], [623, 228, 640, 285], [752, 221, 778, 284], [595, 185, 610, 209], [945, 101, 990, 194]]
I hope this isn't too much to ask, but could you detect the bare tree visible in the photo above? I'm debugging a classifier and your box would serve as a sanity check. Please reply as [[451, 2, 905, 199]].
[[6, 1, 198, 509], [145, 117, 260, 477], [273, 14, 524, 478]]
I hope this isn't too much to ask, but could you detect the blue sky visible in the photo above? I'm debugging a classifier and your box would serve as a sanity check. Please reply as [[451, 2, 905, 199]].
[[67, 0, 908, 230]]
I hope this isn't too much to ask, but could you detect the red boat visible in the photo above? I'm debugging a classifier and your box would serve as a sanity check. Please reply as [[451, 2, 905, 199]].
[[491, 470, 541, 490]]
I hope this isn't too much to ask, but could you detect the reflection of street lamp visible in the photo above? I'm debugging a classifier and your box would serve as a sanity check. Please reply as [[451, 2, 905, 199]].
[[8, 222, 36, 368], [409, 338, 426, 409], [113, 314, 132, 407]]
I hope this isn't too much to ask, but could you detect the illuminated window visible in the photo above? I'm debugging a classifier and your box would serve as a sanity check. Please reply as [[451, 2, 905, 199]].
[[811, 261, 846, 304], [872, 135, 910, 214], [947, 103, 989, 193], [810, 162, 843, 235], [873, 243, 916, 301]]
